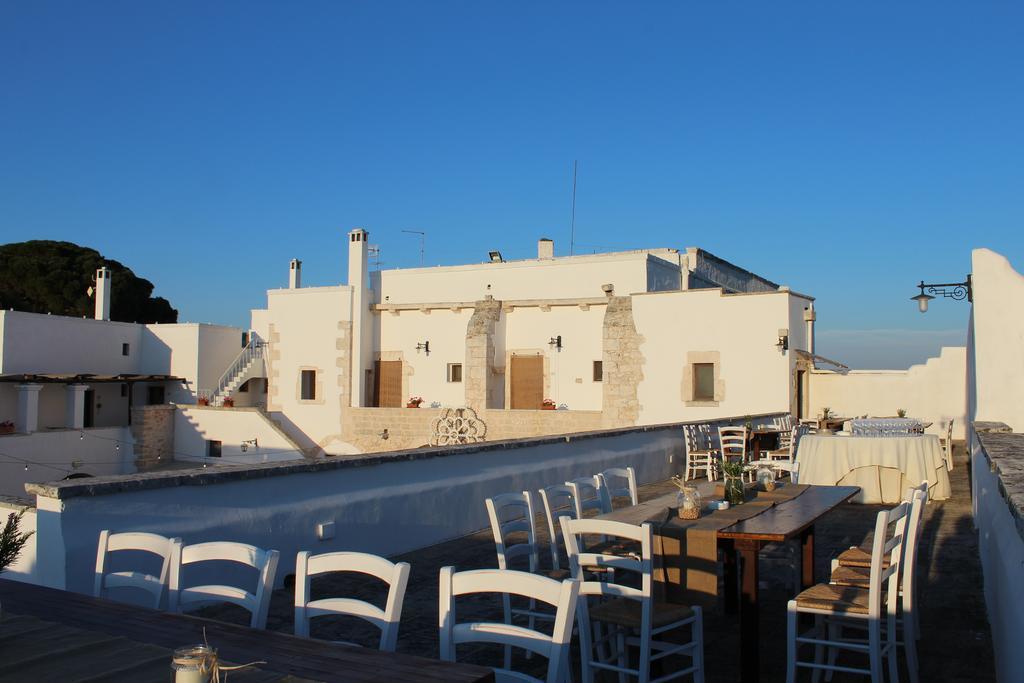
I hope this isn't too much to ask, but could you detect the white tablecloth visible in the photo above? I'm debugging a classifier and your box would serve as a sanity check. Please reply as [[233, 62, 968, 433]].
[[798, 434, 951, 504]]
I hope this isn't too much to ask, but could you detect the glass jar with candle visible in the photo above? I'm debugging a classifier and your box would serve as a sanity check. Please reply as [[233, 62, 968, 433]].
[[170, 645, 216, 683], [756, 466, 777, 492], [676, 486, 702, 519]]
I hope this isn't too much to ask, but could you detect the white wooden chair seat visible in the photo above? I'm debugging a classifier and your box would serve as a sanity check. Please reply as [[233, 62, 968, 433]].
[[589, 597, 696, 629], [836, 546, 890, 569], [793, 583, 879, 615]]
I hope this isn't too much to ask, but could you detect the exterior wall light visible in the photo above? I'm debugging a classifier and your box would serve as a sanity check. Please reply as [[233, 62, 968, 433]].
[[776, 330, 789, 352], [911, 275, 972, 313], [549, 335, 562, 350], [416, 341, 430, 354], [240, 438, 258, 452], [488, 251, 504, 263]]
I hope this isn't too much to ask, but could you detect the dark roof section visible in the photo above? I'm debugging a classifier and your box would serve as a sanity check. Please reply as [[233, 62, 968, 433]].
[[0, 374, 185, 384]]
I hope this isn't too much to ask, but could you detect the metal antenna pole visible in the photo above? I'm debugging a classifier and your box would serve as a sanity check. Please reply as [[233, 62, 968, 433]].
[[402, 230, 426, 266], [569, 160, 578, 256]]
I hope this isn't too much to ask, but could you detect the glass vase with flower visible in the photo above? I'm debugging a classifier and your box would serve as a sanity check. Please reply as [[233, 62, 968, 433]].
[[720, 457, 748, 506]]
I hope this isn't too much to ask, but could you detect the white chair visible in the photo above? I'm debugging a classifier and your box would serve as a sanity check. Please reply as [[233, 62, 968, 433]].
[[94, 530, 180, 609], [718, 425, 751, 482], [538, 484, 577, 573], [294, 551, 410, 652], [597, 466, 639, 510], [562, 517, 705, 683], [169, 541, 280, 629], [566, 475, 609, 517], [760, 426, 798, 477], [827, 483, 928, 682], [940, 420, 954, 471], [774, 414, 794, 432], [786, 500, 910, 682], [683, 424, 718, 481], [439, 567, 579, 683]]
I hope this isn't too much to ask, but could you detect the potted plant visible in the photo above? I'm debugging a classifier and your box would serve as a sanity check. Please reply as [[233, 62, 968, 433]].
[[897, 408, 907, 418], [0, 421, 14, 435], [406, 396, 424, 408], [222, 397, 235, 408], [197, 395, 211, 406], [541, 398, 556, 410]]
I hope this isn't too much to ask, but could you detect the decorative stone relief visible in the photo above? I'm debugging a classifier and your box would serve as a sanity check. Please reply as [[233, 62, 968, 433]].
[[430, 407, 488, 446]]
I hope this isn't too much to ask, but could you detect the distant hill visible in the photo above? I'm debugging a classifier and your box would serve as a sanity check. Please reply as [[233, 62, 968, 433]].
[[0, 240, 177, 323]]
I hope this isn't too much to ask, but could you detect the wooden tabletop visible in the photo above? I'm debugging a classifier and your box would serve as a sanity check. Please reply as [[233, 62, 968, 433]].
[[717, 485, 859, 542], [0, 579, 494, 683]]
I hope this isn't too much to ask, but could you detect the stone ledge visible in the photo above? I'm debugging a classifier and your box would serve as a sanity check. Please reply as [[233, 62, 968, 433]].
[[26, 412, 786, 501], [974, 423, 1024, 544]]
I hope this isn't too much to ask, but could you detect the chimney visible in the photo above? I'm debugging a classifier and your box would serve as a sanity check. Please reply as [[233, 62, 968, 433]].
[[95, 267, 111, 321], [348, 228, 370, 407], [538, 238, 554, 259], [803, 303, 816, 355], [289, 259, 302, 289]]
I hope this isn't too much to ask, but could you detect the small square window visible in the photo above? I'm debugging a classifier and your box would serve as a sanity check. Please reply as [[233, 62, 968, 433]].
[[693, 363, 715, 401], [121, 343, 130, 356], [447, 363, 463, 383], [593, 360, 603, 382], [300, 370, 316, 400], [207, 440, 222, 458]]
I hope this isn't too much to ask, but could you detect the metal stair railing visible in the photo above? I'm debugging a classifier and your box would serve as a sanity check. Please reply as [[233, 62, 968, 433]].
[[212, 339, 266, 403]]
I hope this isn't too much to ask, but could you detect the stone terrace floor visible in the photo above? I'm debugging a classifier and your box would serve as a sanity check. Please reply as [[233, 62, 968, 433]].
[[203, 444, 995, 681]]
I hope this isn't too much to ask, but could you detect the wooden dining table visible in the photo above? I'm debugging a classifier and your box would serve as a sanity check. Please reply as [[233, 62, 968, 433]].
[[597, 484, 859, 683], [0, 579, 494, 683]]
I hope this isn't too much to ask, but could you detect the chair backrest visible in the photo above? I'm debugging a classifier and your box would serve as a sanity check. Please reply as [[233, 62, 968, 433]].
[[294, 551, 410, 651], [94, 531, 180, 609], [774, 414, 794, 431], [566, 475, 608, 516], [485, 492, 539, 573], [683, 424, 714, 453], [775, 426, 795, 455], [538, 484, 577, 571], [597, 466, 638, 510], [900, 490, 926, 615], [561, 517, 652, 602], [718, 426, 748, 459], [169, 541, 280, 629], [773, 460, 799, 483], [866, 501, 911, 621], [439, 567, 579, 683]]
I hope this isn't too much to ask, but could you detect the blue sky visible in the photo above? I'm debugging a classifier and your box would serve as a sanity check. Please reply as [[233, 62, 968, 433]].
[[2, 2, 1021, 368]]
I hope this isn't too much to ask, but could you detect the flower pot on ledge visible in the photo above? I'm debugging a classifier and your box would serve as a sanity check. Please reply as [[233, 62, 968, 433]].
[[407, 403, 421, 408], [541, 404, 556, 411]]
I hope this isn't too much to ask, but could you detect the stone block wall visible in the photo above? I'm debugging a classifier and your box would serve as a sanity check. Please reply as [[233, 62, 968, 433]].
[[131, 404, 175, 471], [602, 296, 644, 428]]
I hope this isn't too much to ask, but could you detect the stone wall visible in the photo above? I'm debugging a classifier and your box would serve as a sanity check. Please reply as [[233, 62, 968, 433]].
[[341, 406, 604, 453], [130, 404, 175, 471], [602, 296, 644, 428], [464, 297, 501, 411]]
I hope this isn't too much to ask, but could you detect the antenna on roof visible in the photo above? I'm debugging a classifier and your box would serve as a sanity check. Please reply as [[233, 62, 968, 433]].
[[402, 230, 426, 266], [368, 244, 384, 270], [569, 160, 578, 256]]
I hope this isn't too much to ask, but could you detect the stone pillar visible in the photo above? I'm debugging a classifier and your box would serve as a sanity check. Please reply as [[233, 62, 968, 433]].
[[465, 297, 502, 412], [130, 404, 175, 471], [65, 384, 89, 429], [15, 383, 43, 434], [601, 297, 644, 428]]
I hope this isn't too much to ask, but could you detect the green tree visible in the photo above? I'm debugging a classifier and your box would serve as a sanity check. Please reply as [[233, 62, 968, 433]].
[[0, 509, 34, 575], [0, 240, 177, 323]]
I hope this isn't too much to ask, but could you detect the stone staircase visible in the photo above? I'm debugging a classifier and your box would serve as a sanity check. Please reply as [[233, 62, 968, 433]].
[[210, 340, 266, 406]]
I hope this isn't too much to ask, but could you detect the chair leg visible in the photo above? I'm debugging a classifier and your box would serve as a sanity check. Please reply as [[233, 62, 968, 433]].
[[616, 631, 628, 683], [693, 606, 705, 683], [811, 615, 825, 683], [825, 620, 840, 682], [786, 602, 798, 683], [903, 617, 920, 683], [502, 593, 513, 670], [868, 621, 882, 683]]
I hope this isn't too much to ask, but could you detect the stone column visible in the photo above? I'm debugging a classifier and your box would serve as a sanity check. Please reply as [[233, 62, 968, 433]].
[[601, 296, 644, 428], [65, 384, 89, 429], [16, 383, 44, 434], [465, 297, 502, 412], [131, 404, 175, 472]]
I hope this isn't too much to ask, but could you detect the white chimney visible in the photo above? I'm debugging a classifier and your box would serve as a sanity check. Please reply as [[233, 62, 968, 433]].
[[348, 228, 369, 407], [538, 238, 554, 259], [803, 303, 816, 354], [289, 259, 302, 289], [95, 267, 111, 321]]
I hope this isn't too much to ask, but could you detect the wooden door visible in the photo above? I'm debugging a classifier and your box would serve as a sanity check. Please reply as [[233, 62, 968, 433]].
[[373, 361, 403, 407], [84, 390, 95, 428], [510, 355, 544, 409]]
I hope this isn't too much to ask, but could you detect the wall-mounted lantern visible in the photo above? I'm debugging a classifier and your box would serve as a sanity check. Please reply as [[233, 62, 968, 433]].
[[240, 438, 259, 452], [488, 251, 504, 263], [776, 329, 789, 352], [910, 275, 972, 313], [549, 335, 563, 350], [416, 341, 430, 354]]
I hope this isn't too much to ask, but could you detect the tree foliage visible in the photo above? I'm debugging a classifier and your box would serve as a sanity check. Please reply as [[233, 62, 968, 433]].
[[0, 241, 177, 323], [0, 509, 34, 575]]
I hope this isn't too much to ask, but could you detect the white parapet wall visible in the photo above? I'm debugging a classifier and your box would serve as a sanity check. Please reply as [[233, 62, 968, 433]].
[[0, 426, 136, 498], [174, 406, 307, 463], [808, 346, 967, 439], [26, 423, 687, 594]]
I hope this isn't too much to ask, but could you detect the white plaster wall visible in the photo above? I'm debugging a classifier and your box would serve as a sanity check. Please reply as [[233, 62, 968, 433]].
[[36, 426, 682, 594], [971, 434, 1024, 683], [141, 324, 199, 402], [0, 500, 38, 584], [196, 325, 246, 394], [808, 346, 967, 438], [377, 251, 669, 304], [250, 309, 271, 341], [173, 406, 304, 464], [377, 308, 473, 407], [632, 289, 794, 423], [501, 305, 606, 410], [265, 287, 352, 448], [787, 295, 812, 356], [0, 311, 143, 375], [968, 249, 1024, 431], [0, 427, 135, 498]]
